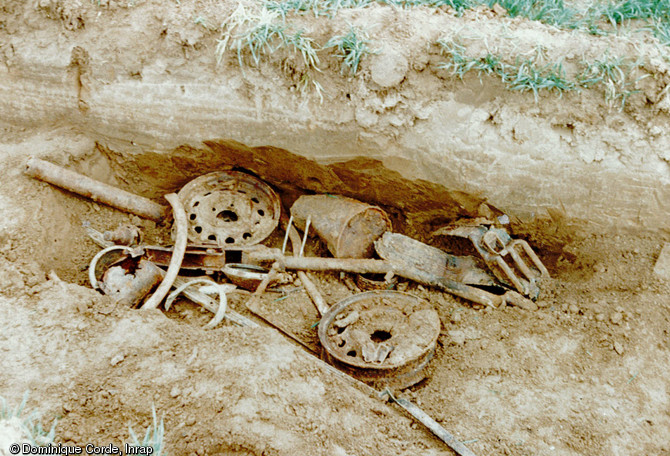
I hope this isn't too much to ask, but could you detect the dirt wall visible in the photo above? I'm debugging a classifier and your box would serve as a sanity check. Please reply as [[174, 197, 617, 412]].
[[2, 0, 670, 233]]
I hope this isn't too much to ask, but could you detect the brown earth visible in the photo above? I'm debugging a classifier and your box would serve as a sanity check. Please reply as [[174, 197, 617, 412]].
[[1, 0, 670, 455]]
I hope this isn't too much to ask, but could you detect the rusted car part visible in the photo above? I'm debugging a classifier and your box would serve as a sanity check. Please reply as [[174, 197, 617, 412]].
[[103, 224, 142, 246], [319, 291, 441, 389], [85, 227, 258, 327], [86, 192, 189, 312], [284, 215, 329, 315], [142, 193, 188, 310], [380, 389, 479, 456], [250, 249, 537, 310], [142, 245, 254, 272], [244, 262, 282, 313], [84, 230, 473, 451], [222, 263, 271, 291], [434, 225, 549, 299], [375, 232, 500, 288], [166, 279, 237, 329], [88, 245, 164, 307], [290, 195, 391, 258], [24, 158, 167, 221], [83, 221, 141, 247], [172, 277, 257, 327], [177, 171, 280, 247], [144, 244, 535, 309], [355, 272, 398, 291]]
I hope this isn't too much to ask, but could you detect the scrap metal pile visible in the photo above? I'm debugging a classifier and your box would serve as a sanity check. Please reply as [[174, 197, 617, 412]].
[[25, 157, 550, 456]]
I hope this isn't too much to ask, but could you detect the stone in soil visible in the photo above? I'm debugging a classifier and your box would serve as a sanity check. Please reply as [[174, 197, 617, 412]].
[[653, 242, 670, 280]]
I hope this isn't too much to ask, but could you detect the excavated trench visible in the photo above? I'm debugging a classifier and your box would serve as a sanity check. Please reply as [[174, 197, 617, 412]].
[[11, 135, 670, 456], [3, 1, 670, 453], [29, 138, 572, 284]]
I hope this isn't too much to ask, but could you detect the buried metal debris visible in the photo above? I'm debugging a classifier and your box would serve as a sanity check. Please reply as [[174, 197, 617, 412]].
[[318, 290, 441, 389], [290, 194, 391, 258], [88, 245, 164, 308], [85, 223, 257, 327], [24, 157, 167, 221], [374, 232, 501, 288], [49, 163, 505, 453], [140, 241, 537, 309], [222, 263, 272, 291], [380, 389, 479, 456], [433, 224, 549, 300], [165, 278, 237, 329], [142, 193, 188, 310], [176, 170, 281, 247]]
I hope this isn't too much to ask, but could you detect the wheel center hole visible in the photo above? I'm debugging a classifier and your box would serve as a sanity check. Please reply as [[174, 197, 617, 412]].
[[370, 330, 392, 343], [217, 210, 238, 222]]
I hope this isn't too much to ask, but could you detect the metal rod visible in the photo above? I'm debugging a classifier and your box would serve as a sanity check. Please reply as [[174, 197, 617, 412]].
[[281, 215, 293, 255], [173, 277, 258, 327], [384, 391, 479, 456], [25, 158, 167, 221], [299, 216, 311, 257], [142, 193, 188, 310]]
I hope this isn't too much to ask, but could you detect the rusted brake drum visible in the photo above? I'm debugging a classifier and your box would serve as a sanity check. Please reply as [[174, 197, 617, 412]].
[[176, 171, 280, 247], [318, 290, 441, 389]]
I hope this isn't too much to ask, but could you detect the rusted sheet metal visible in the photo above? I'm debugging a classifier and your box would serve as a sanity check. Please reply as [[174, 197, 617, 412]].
[[290, 195, 391, 258], [143, 246, 228, 270]]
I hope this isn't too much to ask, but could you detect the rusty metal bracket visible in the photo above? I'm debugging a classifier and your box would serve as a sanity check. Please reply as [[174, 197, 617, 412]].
[[434, 225, 549, 300]]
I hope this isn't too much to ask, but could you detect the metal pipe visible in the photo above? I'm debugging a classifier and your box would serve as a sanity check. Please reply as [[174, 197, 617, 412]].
[[25, 157, 167, 221]]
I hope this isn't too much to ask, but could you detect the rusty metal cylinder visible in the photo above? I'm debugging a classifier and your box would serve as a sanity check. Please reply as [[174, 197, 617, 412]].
[[290, 195, 391, 258], [24, 157, 167, 221]]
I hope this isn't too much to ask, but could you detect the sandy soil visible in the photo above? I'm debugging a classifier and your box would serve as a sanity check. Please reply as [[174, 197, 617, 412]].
[[1, 0, 670, 455]]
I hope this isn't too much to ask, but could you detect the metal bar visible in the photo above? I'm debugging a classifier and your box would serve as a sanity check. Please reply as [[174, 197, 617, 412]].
[[142, 193, 188, 309], [287, 220, 329, 316], [173, 277, 258, 327], [389, 395, 479, 456], [512, 240, 550, 277], [25, 158, 167, 221]]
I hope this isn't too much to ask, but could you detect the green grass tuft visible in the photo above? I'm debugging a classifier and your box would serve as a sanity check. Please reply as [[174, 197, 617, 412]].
[[216, 6, 320, 70], [128, 406, 168, 456], [0, 392, 57, 447], [325, 25, 372, 76], [437, 38, 646, 108], [507, 59, 575, 101], [652, 18, 670, 43], [381, 0, 474, 13], [577, 54, 645, 109], [486, 0, 582, 27], [266, 0, 372, 18]]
